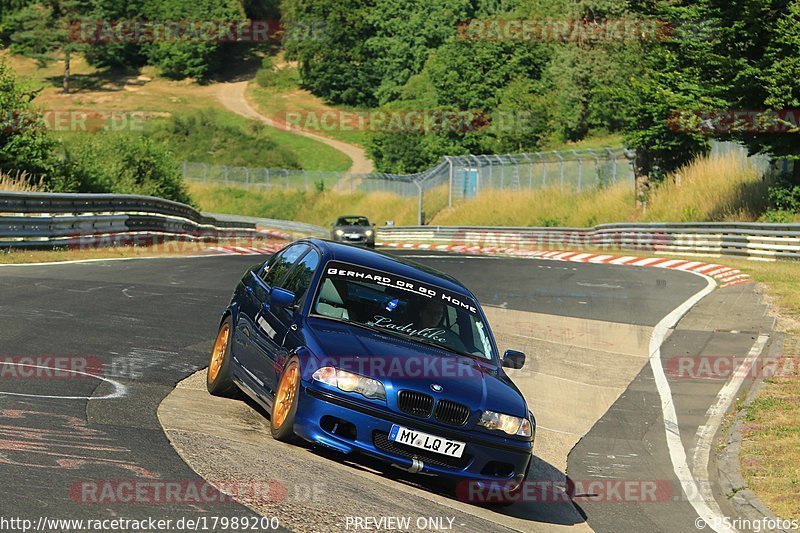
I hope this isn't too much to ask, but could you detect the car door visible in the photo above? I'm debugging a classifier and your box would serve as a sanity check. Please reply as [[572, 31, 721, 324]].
[[237, 244, 310, 396], [254, 248, 321, 391]]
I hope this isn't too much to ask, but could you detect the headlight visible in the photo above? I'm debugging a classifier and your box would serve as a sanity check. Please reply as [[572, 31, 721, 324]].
[[312, 367, 386, 401], [365, 230, 373, 237], [335, 229, 344, 236], [478, 411, 531, 437]]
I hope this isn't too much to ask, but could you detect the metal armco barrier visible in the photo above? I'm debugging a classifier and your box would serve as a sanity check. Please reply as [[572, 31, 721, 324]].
[[0, 192, 283, 248], [376, 223, 800, 261]]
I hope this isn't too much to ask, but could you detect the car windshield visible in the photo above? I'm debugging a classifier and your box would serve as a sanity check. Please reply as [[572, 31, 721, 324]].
[[311, 261, 494, 360], [337, 217, 370, 226]]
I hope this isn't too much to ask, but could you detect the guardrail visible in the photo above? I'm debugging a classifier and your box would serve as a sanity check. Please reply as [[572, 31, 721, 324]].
[[0, 192, 284, 249], [376, 223, 800, 261]]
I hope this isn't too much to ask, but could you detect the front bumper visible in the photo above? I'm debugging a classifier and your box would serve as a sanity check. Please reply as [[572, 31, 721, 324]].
[[331, 234, 375, 246], [293, 383, 532, 483]]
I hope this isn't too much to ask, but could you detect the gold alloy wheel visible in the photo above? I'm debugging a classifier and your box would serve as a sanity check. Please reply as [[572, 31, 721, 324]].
[[208, 323, 230, 382], [273, 361, 300, 429]]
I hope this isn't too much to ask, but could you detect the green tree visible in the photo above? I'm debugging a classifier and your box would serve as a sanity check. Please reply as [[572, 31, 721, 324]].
[[140, 0, 246, 80], [4, 0, 92, 93], [621, 0, 729, 186], [711, 0, 800, 182], [0, 60, 58, 180], [282, 0, 380, 105]]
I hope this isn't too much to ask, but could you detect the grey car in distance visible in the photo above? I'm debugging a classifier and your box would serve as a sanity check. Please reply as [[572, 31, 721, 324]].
[[331, 215, 376, 247]]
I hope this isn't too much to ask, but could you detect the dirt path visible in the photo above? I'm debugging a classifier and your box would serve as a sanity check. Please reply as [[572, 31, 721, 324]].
[[216, 81, 375, 175]]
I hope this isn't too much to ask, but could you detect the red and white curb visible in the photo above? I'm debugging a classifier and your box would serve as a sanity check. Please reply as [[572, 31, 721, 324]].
[[207, 244, 283, 256], [258, 229, 292, 240], [376, 242, 751, 288]]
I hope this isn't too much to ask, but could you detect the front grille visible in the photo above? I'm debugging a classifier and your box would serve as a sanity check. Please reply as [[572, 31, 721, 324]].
[[397, 390, 434, 418], [434, 399, 471, 426], [372, 431, 472, 470]]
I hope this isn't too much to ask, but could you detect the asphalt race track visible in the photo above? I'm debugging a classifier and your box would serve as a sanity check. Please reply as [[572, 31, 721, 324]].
[[0, 250, 773, 532]]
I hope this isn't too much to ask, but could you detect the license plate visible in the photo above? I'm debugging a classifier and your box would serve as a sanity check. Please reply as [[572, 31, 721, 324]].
[[389, 425, 466, 458], [346, 233, 363, 239]]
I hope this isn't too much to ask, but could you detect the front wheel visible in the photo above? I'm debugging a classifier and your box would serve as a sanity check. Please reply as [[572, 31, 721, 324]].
[[270, 356, 301, 442], [207, 316, 238, 397]]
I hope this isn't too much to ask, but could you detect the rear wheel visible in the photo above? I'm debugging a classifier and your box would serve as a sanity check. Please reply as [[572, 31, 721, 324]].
[[207, 316, 238, 397], [270, 357, 301, 442]]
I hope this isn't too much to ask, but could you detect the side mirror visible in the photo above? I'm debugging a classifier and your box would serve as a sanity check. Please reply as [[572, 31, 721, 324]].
[[502, 350, 526, 370], [269, 287, 296, 309]]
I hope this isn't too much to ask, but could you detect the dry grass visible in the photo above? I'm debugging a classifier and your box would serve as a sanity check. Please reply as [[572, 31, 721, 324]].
[[0, 172, 45, 192], [188, 182, 449, 227], [644, 155, 770, 222], [428, 152, 771, 227], [430, 183, 636, 227]]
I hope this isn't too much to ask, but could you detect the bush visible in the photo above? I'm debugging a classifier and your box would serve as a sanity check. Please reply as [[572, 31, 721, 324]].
[[58, 134, 192, 205], [767, 178, 800, 212], [148, 109, 301, 168], [255, 59, 300, 91], [0, 59, 59, 181]]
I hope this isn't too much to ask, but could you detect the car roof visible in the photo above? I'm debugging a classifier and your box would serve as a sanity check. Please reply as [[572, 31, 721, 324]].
[[301, 238, 471, 295], [336, 215, 369, 222]]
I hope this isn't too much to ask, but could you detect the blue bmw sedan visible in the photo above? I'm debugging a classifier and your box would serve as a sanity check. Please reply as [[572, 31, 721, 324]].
[[207, 239, 535, 497]]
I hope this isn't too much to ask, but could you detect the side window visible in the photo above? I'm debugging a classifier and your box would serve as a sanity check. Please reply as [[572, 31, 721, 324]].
[[283, 250, 321, 301], [261, 244, 310, 287]]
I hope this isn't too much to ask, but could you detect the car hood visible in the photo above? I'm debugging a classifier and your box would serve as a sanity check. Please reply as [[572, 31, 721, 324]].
[[303, 317, 528, 418]]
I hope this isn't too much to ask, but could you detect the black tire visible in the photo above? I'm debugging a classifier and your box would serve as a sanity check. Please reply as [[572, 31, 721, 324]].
[[207, 316, 238, 397], [270, 356, 301, 442]]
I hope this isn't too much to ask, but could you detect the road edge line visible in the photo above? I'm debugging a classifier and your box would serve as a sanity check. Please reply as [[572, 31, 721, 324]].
[[648, 272, 735, 533]]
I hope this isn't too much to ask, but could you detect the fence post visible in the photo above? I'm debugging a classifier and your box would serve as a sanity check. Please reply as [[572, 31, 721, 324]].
[[523, 154, 533, 189], [553, 151, 564, 191], [606, 148, 617, 184], [496, 155, 506, 188], [539, 152, 546, 187], [446, 156, 454, 208], [245, 167, 250, 190], [589, 149, 600, 188], [572, 150, 583, 192], [414, 180, 423, 225]]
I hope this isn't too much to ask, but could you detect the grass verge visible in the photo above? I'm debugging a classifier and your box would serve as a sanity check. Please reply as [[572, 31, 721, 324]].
[[188, 182, 448, 227], [2, 51, 352, 171], [247, 61, 371, 149]]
